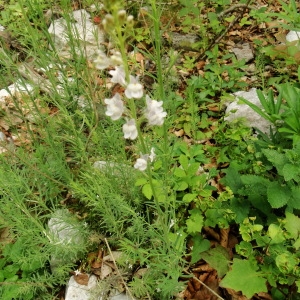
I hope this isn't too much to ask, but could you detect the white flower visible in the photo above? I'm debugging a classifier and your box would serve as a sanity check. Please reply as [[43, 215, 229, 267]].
[[134, 148, 156, 171], [123, 119, 138, 140], [149, 147, 156, 162], [109, 66, 126, 86], [144, 95, 167, 126], [94, 50, 111, 70], [104, 93, 124, 120], [74, 270, 81, 276], [134, 155, 148, 171], [169, 219, 175, 229], [110, 51, 123, 66], [125, 75, 143, 99]]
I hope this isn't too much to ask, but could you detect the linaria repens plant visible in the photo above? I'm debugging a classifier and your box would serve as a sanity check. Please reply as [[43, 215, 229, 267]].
[[86, 1, 185, 298]]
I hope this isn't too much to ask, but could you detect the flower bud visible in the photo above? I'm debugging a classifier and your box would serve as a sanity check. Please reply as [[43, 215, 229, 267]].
[[102, 14, 114, 32], [117, 9, 127, 25], [126, 15, 134, 29]]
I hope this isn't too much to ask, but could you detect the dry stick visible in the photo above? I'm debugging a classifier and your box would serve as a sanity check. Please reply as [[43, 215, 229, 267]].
[[196, 0, 253, 62], [183, 270, 225, 300], [18, 63, 53, 94], [218, 3, 256, 19], [104, 238, 135, 300]]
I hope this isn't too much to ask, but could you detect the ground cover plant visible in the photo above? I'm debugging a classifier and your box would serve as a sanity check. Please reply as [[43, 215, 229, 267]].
[[0, 0, 300, 299]]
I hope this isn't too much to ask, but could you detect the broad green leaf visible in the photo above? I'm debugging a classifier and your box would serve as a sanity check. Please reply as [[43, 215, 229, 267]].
[[268, 224, 285, 244], [190, 236, 210, 264], [183, 122, 191, 136], [276, 252, 298, 273], [135, 178, 148, 186], [267, 182, 290, 208], [198, 189, 213, 197], [175, 181, 188, 191], [0, 270, 4, 282], [293, 238, 300, 250], [284, 212, 300, 240], [282, 163, 300, 181], [174, 167, 186, 178], [183, 193, 197, 203], [222, 165, 243, 193], [230, 197, 250, 223], [186, 209, 203, 234], [142, 183, 152, 200], [220, 259, 267, 298], [236, 241, 253, 257], [240, 174, 268, 186], [289, 186, 300, 209], [187, 163, 200, 175], [263, 149, 287, 173], [201, 245, 230, 277], [179, 154, 189, 170]]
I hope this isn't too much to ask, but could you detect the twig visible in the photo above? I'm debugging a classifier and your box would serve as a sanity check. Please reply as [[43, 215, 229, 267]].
[[104, 238, 135, 300], [183, 270, 225, 300], [218, 3, 256, 19], [18, 63, 53, 94], [196, 0, 253, 62]]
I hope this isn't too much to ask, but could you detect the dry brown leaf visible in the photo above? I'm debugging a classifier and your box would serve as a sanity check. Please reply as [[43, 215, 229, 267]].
[[192, 264, 214, 273], [74, 273, 89, 285], [220, 228, 230, 248], [135, 52, 144, 63], [103, 251, 123, 262], [100, 263, 113, 279], [134, 268, 148, 278], [174, 129, 184, 137]]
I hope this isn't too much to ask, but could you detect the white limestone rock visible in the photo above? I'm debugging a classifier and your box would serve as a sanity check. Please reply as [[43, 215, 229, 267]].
[[48, 209, 84, 245], [47, 209, 86, 272], [48, 9, 104, 58], [286, 31, 300, 43], [232, 43, 254, 63], [65, 275, 99, 300], [93, 161, 132, 176], [225, 88, 273, 134], [0, 80, 34, 103], [110, 291, 135, 300]]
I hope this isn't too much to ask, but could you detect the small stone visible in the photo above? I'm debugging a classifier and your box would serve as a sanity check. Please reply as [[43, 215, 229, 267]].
[[0, 132, 5, 142], [47, 209, 86, 273], [225, 88, 273, 134], [0, 80, 34, 103], [286, 31, 300, 43], [170, 33, 200, 51], [110, 291, 134, 300], [48, 9, 105, 58], [232, 43, 254, 63], [65, 275, 100, 300]]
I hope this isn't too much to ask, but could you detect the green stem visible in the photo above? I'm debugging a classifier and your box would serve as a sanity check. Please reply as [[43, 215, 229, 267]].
[[150, 0, 171, 215], [113, 12, 130, 82]]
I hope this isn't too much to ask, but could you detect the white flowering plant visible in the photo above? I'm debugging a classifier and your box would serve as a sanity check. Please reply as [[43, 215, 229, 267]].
[[89, 2, 188, 297]]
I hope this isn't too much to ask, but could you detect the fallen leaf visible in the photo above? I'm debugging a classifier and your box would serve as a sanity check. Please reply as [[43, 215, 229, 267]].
[[74, 273, 89, 285], [100, 263, 112, 279]]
